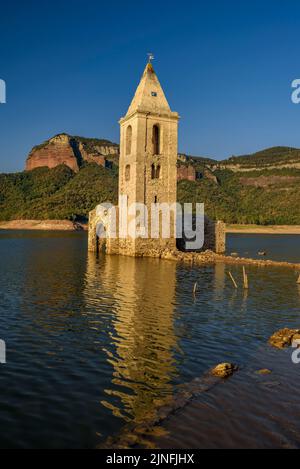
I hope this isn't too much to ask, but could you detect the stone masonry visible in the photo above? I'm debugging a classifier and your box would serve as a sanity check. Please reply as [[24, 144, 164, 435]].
[[88, 62, 226, 256]]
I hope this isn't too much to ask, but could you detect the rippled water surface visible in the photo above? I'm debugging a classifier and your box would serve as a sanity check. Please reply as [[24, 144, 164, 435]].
[[227, 233, 300, 263], [0, 230, 300, 448]]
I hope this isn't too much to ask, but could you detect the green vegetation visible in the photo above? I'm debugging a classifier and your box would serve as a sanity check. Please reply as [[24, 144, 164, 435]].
[[1, 145, 300, 225], [0, 164, 118, 221], [177, 168, 300, 224], [223, 146, 300, 167]]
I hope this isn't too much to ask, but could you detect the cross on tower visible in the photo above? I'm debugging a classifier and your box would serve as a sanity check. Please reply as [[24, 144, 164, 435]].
[[147, 53, 154, 63]]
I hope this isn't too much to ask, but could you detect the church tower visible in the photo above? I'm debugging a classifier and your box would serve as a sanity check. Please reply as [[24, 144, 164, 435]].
[[118, 61, 179, 256]]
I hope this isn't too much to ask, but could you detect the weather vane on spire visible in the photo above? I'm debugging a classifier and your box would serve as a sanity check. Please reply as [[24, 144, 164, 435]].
[[147, 52, 154, 63]]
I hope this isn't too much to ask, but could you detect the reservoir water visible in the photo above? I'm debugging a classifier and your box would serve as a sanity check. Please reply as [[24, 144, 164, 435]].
[[0, 230, 300, 448]]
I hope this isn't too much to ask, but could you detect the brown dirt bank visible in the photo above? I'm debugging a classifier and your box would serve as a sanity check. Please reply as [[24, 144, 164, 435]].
[[226, 224, 300, 234], [0, 220, 88, 231]]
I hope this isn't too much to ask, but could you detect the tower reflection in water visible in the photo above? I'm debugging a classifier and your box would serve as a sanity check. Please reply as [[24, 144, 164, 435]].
[[84, 253, 179, 424]]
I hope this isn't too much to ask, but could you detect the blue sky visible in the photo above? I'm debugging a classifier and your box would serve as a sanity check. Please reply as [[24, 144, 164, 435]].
[[1, 0, 300, 172]]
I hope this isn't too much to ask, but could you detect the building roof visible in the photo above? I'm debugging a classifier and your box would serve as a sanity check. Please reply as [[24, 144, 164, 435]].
[[125, 63, 172, 117]]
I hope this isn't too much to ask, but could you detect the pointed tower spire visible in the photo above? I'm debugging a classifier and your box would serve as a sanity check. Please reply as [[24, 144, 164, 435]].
[[116, 60, 179, 256], [125, 62, 171, 117]]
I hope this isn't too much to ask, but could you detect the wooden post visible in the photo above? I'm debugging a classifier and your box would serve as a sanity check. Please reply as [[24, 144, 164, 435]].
[[297, 274, 300, 284], [243, 266, 249, 289], [193, 282, 198, 296], [228, 271, 238, 289]]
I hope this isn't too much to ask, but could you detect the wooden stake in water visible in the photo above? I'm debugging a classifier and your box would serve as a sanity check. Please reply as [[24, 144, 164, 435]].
[[297, 274, 300, 284], [193, 282, 198, 296], [243, 266, 249, 289], [228, 271, 238, 289]]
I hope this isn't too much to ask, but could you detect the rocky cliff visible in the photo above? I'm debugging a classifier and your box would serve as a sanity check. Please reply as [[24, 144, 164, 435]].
[[26, 135, 300, 189], [25, 134, 119, 172], [26, 134, 218, 183]]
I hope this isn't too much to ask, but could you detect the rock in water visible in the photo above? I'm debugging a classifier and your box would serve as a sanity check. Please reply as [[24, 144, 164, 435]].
[[99, 364, 239, 448], [256, 369, 272, 375], [211, 363, 238, 378], [268, 328, 300, 349]]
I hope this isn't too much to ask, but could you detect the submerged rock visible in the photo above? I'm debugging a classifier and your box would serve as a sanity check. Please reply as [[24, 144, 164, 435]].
[[256, 369, 272, 375], [99, 363, 239, 449], [211, 362, 238, 378], [268, 328, 300, 349]]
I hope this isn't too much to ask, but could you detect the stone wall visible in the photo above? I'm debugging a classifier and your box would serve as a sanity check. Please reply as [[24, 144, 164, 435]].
[[88, 206, 120, 254], [176, 216, 225, 254], [88, 208, 226, 255], [118, 113, 179, 256], [203, 219, 226, 253]]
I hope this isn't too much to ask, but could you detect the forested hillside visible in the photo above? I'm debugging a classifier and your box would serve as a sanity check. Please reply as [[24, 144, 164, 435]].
[[1, 145, 300, 224], [0, 164, 118, 221]]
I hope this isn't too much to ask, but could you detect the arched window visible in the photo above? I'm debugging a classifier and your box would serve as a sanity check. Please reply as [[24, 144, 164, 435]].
[[152, 124, 160, 155], [126, 125, 132, 155], [125, 164, 130, 181], [151, 163, 160, 179]]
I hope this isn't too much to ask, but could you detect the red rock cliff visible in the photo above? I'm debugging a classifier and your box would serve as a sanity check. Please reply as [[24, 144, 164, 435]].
[[25, 134, 119, 172]]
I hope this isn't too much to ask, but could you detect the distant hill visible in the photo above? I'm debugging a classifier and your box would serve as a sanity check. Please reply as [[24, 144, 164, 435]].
[[217, 146, 300, 171], [178, 153, 218, 165], [1, 139, 300, 225]]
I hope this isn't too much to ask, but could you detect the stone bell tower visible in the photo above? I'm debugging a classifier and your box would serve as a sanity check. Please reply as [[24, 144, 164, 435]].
[[118, 61, 179, 256]]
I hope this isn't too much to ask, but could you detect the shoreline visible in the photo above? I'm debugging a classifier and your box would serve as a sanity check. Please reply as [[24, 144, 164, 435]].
[[1, 220, 299, 235], [226, 224, 300, 234], [0, 220, 88, 231]]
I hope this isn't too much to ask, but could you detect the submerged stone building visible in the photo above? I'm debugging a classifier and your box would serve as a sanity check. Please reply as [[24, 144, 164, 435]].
[[88, 61, 225, 256]]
